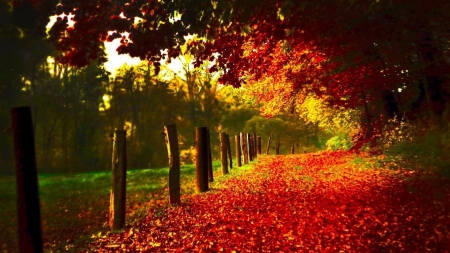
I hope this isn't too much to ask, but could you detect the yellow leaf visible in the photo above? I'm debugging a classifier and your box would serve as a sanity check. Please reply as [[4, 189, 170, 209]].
[[150, 242, 161, 247], [105, 244, 120, 248]]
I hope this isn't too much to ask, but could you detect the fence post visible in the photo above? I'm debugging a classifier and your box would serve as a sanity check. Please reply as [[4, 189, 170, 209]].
[[247, 133, 253, 161], [266, 136, 272, 155], [235, 135, 242, 167], [220, 132, 229, 174], [226, 133, 233, 169], [108, 133, 114, 172], [241, 132, 249, 164], [291, 145, 294, 154], [164, 124, 180, 204], [276, 141, 280, 155], [207, 129, 213, 182], [257, 136, 262, 155], [195, 127, 209, 192], [252, 132, 257, 158], [11, 106, 43, 253], [110, 128, 127, 230]]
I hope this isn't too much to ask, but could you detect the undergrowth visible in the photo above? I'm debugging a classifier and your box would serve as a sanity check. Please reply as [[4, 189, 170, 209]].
[[381, 119, 450, 177]]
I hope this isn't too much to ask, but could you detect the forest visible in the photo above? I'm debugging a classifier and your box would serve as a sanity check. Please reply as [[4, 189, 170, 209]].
[[1, 0, 450, 252], [3, 0, 449, 174], [1, 0, 333, 175]]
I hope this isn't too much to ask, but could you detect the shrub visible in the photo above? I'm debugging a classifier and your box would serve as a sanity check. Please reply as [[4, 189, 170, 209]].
[[326, 133, 353, 151], [381, 119, 450, 177]]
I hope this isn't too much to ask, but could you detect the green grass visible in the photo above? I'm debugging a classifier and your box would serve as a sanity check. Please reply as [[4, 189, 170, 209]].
[[0, 159, 240, 252], [210, 160, 257, 186]]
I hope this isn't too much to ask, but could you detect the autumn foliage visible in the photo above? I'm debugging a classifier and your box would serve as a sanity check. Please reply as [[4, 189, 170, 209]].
[[90, 152, 450, 252], [18, 0, 449, 147]]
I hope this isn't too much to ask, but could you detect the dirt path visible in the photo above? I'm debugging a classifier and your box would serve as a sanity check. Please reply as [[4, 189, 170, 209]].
[[90, 151, 450, 252]]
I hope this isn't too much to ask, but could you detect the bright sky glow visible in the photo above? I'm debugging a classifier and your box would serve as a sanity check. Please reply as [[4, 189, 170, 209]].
[[104, 36, 142, 77], [46, 15, 187, 77], [104, 42, 188, 78], [47, 13, 75, 29]]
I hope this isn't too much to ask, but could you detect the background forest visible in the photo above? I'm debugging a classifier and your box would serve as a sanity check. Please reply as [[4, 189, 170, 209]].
[[1, 0, 329, 175]]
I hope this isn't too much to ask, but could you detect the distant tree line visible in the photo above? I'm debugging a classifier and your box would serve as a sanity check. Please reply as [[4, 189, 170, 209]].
[[0, 1, 345, 175]]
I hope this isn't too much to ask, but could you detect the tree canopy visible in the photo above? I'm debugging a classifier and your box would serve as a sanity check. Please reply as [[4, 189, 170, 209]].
[[14, 0, 450, 144]]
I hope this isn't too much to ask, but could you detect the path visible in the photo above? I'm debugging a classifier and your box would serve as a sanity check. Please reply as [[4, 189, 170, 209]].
[[90, 151, 450, 252]]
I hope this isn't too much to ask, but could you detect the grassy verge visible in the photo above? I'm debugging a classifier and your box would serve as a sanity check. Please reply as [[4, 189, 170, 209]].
[[0, 159, 254, 252]]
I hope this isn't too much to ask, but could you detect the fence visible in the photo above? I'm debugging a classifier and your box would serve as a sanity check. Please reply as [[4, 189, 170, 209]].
[[9, 106, 301, 252]]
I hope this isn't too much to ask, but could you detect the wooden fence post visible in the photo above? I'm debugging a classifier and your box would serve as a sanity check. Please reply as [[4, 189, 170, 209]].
[[226, 133, 233, 169], [195, 127, 209, 192], [247, 133, 253, 161], [276, 141, 280, 155], [11, 106, 43, 253], [235, 135, 242, 167], [108, 133, 114, 172], [257, 136, 262, 155], [291, 145, 294, 154], [252, 132, 257, 158], [207, 129, 213, 182], [110, 128, 127, 230], [241, 132, 249, 164], [220, 132, 229, 174], [164, 124, 180, 204], [266, 136, 272, 155]]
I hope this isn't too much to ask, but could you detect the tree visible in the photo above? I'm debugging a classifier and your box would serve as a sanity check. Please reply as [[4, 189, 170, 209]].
[[27, 0, 450, 147], [221, 105, 259, 137], [1, 1, 54, 174], [105, 62, 182, 168]]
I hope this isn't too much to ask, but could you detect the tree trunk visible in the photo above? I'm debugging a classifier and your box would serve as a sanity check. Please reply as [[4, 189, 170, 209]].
[[291, 145, 294, 154], [195, 127, 209, 192], [235, 135, 242, 167], [11, 106, 43, 253], [276, 141, 280, 155], [110, 129, 127, 230], [164, 124, 180, 204]]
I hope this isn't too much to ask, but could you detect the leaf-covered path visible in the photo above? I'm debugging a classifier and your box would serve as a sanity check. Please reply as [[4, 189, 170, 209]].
[[90, 152, 450, 252]]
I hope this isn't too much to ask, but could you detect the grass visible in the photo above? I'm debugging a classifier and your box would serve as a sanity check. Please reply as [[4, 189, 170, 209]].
[[0, 159, 254, 252]]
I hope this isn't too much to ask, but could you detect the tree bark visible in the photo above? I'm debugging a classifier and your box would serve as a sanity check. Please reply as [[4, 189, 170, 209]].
[[220, 132, 229, 174], [291, 145, 294, 154], [110, 129, 127, 230], [235, 135, 242, 167], [11, 106, 43, 253], [164, 124, 180, 204], [276, 141, 280, 155], [195, 127, 209, 192]]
